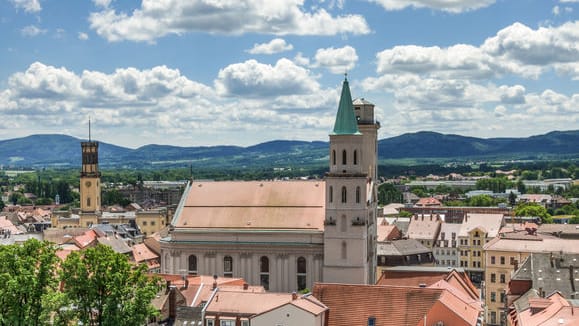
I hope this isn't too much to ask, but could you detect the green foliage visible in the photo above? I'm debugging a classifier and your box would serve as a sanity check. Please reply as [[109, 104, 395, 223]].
[[0, 239, 59, 326], [378, 183, 402, 205], [399, 210, 413, 217], [60, 244, 160, 326], [475, 177, 512, 193], [515, 202, 553, 224], [102, 189, 131, 207]]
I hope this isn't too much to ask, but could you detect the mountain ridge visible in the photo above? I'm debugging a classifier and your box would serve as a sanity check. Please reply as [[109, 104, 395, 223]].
[[0, 130, 576, 168]]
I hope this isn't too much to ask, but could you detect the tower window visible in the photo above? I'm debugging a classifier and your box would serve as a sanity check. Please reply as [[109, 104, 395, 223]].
[[342, 150, 347, 165], [329, 186, 333, 203], [340, 215, 347, 232], [341, 241, 347, 259], [354, 150, 358, 165], [87, 197, 91, 207], [341, 187, 347, 203], [332, 150, 336, 165], [356, 186, 361, 203]]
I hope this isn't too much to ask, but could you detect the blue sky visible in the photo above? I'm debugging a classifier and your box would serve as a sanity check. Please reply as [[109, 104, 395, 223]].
[[1, 0, 578, 148]]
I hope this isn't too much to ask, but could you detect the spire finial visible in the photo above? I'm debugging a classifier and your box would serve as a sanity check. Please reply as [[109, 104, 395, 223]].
[[344, 71, 348, 81], [88, 117, 91, 142]]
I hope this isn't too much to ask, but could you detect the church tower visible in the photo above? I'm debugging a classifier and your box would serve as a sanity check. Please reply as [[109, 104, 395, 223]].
[[323, 77, 378, 284], [79, 123, 101, 215]]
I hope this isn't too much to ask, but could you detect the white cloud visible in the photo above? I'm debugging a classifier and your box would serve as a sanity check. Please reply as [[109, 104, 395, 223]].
[[92, 0, 112, 8], [88, 0, 370, 42], [78, 32, 89, 41], [9, 0, 41, 13], [20, 25, 47, 37], [0, 61, 340, 147], [553, 5, 561, 15], [215, 58, 320, 97], [314, 46, 358, 74], [370, 0, 496, 13], [293, 52, 311, 66], [247, 38, 293, 54]]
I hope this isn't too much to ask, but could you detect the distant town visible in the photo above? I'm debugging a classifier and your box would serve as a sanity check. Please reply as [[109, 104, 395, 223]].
[[1, 80, 578, 326]]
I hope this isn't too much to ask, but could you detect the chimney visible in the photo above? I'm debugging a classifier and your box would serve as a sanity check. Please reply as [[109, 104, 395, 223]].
[[213, 274, 218, 290], [243, 283, 249, 290], [292, 292, 298, 300], [184, 278, 189, 289], [168, 285, 177, 319], [165, 280, 171, 294]]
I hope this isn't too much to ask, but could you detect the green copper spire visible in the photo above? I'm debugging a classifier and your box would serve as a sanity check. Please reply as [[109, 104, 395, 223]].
[[331, 76, 360, 135]]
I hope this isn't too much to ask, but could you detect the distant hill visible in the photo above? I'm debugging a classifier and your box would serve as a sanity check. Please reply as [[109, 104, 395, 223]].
[[0, 130, 576, 168]]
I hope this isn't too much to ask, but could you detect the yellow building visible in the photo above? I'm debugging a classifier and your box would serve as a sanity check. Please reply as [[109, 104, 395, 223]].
[[483, 231, 579, 326], [135, 209, 167, 236], [457, 213, 504, 285]]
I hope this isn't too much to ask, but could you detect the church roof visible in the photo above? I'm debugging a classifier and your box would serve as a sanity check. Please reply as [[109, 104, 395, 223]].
[[331, 77, 361, 136], [173, 180, 325, 231]]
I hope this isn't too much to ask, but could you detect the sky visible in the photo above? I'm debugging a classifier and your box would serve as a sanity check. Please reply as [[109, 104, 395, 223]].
[[1, 0, 578, 149]]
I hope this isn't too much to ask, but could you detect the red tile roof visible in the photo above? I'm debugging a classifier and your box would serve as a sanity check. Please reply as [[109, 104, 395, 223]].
[[313, 283, 443, 326], [73, 230, 98, 248]]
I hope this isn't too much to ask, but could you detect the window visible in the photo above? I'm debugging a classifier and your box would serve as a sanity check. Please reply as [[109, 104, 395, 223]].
[[491, 273, 496, 283], [368, 317, 376, 326], [490, 311, 497, 324], [241, 321, 249, 326], [297, 257, 307, 291], [472, 261, 476, 268], [332, 150, 336, 165], [329, 186, 333, 203], [151, 221, 155, 226], [474, 231, 479, 237], [490, 292, 496, 302], [224, 256, 233, 277], [491, 256, 496, 264], [341, 241, 347, 259], [500, 256, 505, 265], [220, 321, 234, 326], [341, 187, 347, 203], [188, 255, 197, 275], [207, 320, 214, 326], [340, 215, 347, 232], [260, 256, 269, 290], [87, 197, 91, 207], [342, 150, 347, 165], [500, 274, 506, 283], [142, 221, 147, 226], [510, 257, 515, 265], [500, 292, 506, 303], [353, 150, 358, 165], [356, 186, 361, 203]]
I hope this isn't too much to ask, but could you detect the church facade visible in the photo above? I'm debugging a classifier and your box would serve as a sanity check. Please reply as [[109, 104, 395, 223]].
[[160, 78, 379, 292]]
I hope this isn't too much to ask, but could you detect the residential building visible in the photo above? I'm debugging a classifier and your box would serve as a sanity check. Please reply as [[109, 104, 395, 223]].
[[376, 239, 433, 274], [458, 213, 504, 285], [483, 228, 579, 326], [312, 280, 482, 326], [433, 222, 460, 268], [400, 206, 511, 224], [506, 291, 579, 326], [406, 214, 442, 248]]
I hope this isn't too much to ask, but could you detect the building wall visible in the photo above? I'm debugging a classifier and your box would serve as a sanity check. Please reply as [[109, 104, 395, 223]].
[[136, 210, 166, 236], [161, 232, 324, 293], [484, 249, 529, 326], [251, 303, 323, 326], [459, 227, 490, 284]]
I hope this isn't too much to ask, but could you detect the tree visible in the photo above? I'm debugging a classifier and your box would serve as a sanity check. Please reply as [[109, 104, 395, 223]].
[[467, 194, 496, 207], [378, 183, 402, 205], [60, 245, 160, 326], [508, 192, 517, 206], [515, 202, 553, 224], [0, 239, 59, 326]]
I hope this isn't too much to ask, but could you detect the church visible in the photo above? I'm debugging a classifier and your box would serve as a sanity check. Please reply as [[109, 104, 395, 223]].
[[160, 77, 380, 292]]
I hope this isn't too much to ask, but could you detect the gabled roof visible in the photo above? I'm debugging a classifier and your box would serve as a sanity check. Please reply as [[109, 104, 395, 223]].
[[132, 243, 159, 263], [96, 236, 132, 254], [313, 283, 444, 326], [331, 77, 360, 136], [459, 213, 503, 238], [407, 214, 441, 240], [173, 180, 325, 231], [73, 229, 98, 248], [377, 239, 431, 256]]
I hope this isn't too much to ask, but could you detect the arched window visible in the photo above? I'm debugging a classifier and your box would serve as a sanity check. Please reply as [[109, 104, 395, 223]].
[[341, 186, 347, 203], [297, 257, 307, 291], [188, 255, 198, 275], [341, 241, 347, 259], [260, 256, 270, 290], [329, 186, 333, 203], [332, 150, 336, 165], [224, 256, 233, 277], [340, 215, 347, 232], [353, 150, 358, 165], [342, 150, 347, 165], [87, 197, 91, 207], [356, 186, 361, 203]]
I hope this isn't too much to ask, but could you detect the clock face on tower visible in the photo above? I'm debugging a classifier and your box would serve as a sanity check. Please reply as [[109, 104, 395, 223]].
[[85, 181, 92, 187]]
